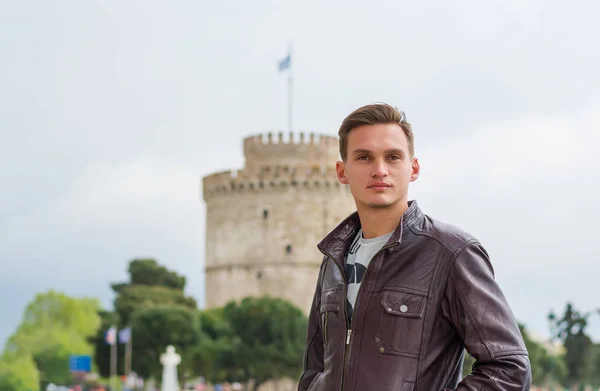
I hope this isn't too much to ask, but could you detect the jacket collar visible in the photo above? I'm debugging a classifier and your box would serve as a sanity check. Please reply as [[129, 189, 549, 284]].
[[317, 200, 424, 264]]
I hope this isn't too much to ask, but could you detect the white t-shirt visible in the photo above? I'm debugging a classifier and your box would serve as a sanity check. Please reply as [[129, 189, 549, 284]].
[[344, 228, 393, 323]]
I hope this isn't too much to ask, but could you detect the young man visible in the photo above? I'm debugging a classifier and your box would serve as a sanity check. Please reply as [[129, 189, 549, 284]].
[[298, 103, 531, 391]]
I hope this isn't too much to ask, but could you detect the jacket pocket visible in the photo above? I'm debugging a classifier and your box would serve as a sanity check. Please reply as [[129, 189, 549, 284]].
[[319, 291, 340, 345], [376, 289, 427, 358]]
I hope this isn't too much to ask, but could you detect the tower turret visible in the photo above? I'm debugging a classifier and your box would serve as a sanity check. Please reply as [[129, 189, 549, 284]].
[[202, 131, 356, 313]]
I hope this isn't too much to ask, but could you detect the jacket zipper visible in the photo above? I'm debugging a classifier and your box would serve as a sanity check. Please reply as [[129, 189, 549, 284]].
[[320, 250, 349, 391], [342, 242, 397, 389], [321, 241, 397, 391]]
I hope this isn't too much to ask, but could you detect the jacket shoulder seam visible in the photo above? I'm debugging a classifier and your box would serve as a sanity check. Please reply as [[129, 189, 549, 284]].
[[409, 226, 477, 256]]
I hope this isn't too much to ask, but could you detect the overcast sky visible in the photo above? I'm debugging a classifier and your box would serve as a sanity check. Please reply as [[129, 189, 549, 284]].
[[1, 0, 599, 348]]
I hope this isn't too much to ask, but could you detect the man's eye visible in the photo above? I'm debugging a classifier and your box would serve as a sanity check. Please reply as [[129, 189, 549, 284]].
[[357, 155, 370, 160], [389, 155, 401, 160]]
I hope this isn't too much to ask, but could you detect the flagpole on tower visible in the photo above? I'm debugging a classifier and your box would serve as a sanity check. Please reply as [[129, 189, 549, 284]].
[[288, 43, 293, 133]]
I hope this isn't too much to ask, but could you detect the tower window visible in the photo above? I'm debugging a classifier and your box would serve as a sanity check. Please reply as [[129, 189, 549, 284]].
[[256, 270, 263, 280], [285, 244, 292, 254], [263, 209, 269, 219]]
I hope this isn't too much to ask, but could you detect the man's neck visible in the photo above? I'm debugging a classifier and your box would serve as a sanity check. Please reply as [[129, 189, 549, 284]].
[[357, 201, 409, 239]]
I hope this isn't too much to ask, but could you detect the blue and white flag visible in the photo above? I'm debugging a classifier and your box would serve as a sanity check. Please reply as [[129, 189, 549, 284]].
[[105, 326, 117, 345], [118, 327, 131, 344], [278, 54, 291, 72]]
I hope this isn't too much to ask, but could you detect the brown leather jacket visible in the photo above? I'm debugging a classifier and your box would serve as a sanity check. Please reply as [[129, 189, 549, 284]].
[[298, 201, 531, 391]]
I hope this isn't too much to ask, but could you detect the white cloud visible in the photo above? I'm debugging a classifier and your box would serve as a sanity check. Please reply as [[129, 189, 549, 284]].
[[55, 159, 201, 233], [418, 104, 600, 187]]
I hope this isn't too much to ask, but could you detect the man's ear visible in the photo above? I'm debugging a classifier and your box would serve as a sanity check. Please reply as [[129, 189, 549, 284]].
[[336, 161, 349, 185], [410, 157, 420, 182]]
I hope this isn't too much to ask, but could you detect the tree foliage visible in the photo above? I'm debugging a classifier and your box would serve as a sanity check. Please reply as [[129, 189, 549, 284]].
[[130, 305, 202, 380], [1, 291, 101, 388], [91, 258, 198, 380], [518, 323, 567, 386], [3, 290, 101, 354], [0, 354, 40, 391], [193, 307, 241, 384], [197, 296, 308, 390], [199, 307, 232, 341], [548, 302, 599, 387], [113, 284, 197, 327], [112, 258, 186, 292], [582, 343, 600, 387]]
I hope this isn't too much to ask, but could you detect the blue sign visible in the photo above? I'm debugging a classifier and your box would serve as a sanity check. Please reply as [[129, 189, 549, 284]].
[[69, 355, 92, 372]]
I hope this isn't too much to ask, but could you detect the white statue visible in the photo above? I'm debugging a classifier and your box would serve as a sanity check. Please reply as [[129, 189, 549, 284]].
[[160, 345, 181, 391]]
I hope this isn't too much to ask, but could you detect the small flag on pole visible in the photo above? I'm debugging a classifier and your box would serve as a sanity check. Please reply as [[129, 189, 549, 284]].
[[278, 54, 291, 72], [118, 327, 131, 344], [105, 326, 117, 345]]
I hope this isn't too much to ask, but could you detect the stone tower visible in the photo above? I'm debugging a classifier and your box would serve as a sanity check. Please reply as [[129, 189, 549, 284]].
[[202, 132, 356, 314]]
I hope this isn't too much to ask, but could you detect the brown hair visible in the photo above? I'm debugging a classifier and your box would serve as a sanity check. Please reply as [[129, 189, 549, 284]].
[[338, 103, 414, 161]]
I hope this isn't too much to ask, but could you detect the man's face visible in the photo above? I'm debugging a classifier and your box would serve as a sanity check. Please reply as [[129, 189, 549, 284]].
[[336, 123, 420, 210]]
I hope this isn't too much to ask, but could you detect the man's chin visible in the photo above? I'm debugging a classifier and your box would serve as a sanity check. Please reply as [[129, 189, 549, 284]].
[[365, 200, 395, 209]]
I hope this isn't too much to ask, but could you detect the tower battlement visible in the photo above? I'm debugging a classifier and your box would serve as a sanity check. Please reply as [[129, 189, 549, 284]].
[[243, 131, 340, 169], [202, 165, 345, 201]]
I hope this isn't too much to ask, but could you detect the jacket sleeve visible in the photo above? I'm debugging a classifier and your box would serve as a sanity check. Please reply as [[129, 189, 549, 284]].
[[297, 265, 325, 391], [442, 240, 532, 391]]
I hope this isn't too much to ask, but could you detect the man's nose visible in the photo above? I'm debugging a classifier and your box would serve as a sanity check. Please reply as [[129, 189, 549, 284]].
[[371, 159, 389, 177]]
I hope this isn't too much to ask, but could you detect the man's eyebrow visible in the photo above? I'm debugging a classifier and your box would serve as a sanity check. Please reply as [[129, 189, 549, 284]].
[[385, 148, 405, 155], [351, 148, 405, 155], [351, 148, 372, 155]]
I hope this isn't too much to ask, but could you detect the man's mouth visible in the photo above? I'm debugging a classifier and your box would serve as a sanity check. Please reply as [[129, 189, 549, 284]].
[[368, 182, 392, 189]]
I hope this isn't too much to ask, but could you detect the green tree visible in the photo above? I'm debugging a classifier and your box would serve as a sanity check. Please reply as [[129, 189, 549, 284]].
[[1, 291, 100, 388], [111, 259, 196, 325], [113, 258, 186, 291], [91, 258, 198, 379], [199, 307, 232, 340], [3, 290, 101, 354], [548, 303, 598, 387], [539, 350, 568, 387], [113, 284, 196, 327], [192, 308, 240, 384], [219, 295, 308, 391], [192, 335, 243, 385], [130, 305, 202, 381], [32, 328, 96, 385], [518, 323, 567, 387], [0, 354, 40, 391], [583, 343, 600, 387]]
